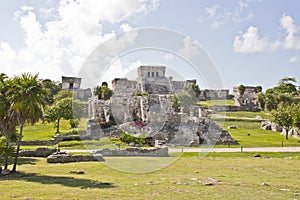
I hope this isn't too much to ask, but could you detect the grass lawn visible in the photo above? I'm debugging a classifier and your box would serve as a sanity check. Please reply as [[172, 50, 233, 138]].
[[198, 99, 235, 107], [218, 111, 270, 119], [217, 120, 300, 147], [1, 155, 299, 200], [22, 119, 87, 141]]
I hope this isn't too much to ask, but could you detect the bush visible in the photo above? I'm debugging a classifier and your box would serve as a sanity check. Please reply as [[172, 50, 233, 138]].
[[119, 131, 147, 145], [135, 91, 148, 97]]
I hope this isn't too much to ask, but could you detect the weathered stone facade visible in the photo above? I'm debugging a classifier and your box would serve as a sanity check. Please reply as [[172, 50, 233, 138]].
[[62, 76, 92, 101], [200, 89, 230, 100], [87, 66, 237, 146], [233, 86, 259, 111]]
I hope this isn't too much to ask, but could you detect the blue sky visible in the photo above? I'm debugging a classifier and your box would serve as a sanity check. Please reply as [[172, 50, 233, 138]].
[[0, 0, 299, 91]]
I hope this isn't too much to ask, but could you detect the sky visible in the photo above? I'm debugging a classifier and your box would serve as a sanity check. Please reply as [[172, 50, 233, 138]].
[[0, 0, 299, 91]]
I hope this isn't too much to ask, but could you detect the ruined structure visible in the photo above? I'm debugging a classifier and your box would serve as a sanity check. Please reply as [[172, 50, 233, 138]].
[[233, 86, 259, 111], [199, 89, 231, 100], [62, 76, 92, 101], [87, 66, 236, 146]]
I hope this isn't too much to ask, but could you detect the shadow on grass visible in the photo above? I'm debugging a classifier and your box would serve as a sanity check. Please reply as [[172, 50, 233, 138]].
[[0, 157, 38, 167], [0, 172, 115, 189]]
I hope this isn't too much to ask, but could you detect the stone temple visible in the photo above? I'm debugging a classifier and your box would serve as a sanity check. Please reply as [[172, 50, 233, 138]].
[[87, 65, 236, 146]]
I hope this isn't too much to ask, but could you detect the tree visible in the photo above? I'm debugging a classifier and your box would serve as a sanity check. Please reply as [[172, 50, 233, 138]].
[[0, 74, 17, 169], [41, 79, 61, 105], [256, 92, 265, 110], [271, 103, 298, 140], [238, 85, 245, 95], [9, 73, 47, 172], [275, 77, 297, 96], [44, 91, 82, 133], [93, 82, 113, 100]]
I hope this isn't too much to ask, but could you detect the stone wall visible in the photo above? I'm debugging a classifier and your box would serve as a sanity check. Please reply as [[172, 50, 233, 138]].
[[47, 152, 105, 163], [201, 89, 230, 100], [62, 76, 81, 90], [73, 88, 92, 102], [112, 78, 137, 94], [19, 148, 56, 157], [233, 86, 259, 111], [95, 147, 169, 157]]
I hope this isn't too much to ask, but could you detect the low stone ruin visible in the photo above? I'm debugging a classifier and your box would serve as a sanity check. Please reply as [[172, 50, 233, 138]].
[[19, 148, 57, 157], [47, 152, 104, 163], [95, 146, 169, 157]]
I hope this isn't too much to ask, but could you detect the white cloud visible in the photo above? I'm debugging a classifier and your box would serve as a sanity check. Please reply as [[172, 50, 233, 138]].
[[163, 53, 173, 60], [205, 1, 254, 29], [234, 14, 300, 53], [0, 0, 160, 81], [0, 42, 16, 61], [178, 36, 201, 59], [206, 6, 218, 18], [101, 59, 141, 86], [280, 14, 300, 49], [120, 23, 133, 32], [210, 20, 223, 29], [233, 26, 272, 53], [289, 56, 298, 63]]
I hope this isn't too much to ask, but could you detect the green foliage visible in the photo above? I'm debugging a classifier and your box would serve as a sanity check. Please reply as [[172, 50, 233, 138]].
[[135, 91, 149, 97], [6, 73, 48, 172], [261, 77, 298, 112], [276, 77, 297, 95], [255, 85, 263, 93], [271, 103, 300, 140], [54, 90, 73, 102], [238, 84, 245, 95], [44, 92, 83, 133], [41, 79, 61, 105], [256, 92, 265, 110], [119, 131, 147, 145], [93, 83, 113, 100]]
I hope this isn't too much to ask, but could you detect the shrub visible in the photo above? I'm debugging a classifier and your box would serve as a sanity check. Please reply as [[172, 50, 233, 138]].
[[119, 131, 147, 145]]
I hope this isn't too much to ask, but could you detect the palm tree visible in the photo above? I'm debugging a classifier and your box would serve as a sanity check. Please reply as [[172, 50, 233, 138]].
[[9, 73, 47, 172], [0, 74, 18, 169]]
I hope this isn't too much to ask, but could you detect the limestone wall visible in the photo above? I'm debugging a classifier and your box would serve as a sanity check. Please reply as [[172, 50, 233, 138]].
[[233, 86, 259, 111], [112, 78, 137, 94], [47, 153, 105, 163], [95, 147, 169, 157]]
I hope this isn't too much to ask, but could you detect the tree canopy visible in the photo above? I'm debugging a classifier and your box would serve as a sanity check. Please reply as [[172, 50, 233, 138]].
[[93, 82, 113, 100], [44, 90, 83, 133]]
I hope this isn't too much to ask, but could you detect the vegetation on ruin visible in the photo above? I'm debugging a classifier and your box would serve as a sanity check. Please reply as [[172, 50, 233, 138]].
[[93, 82, 113, 100]]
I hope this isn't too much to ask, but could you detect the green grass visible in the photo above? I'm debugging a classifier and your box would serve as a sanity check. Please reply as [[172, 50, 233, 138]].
[[198, 99, 235, 107], [22, 119, 87, 141], [59, 138, 119, 150], [1, 156, 300, 200], [216, 120, 300, 147], [180, 152, 300, 158], [218, 111, 270, 119]]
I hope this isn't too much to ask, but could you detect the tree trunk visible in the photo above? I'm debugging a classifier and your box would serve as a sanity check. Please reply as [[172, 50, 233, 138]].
[[56, 118, 60, 133], [285, 128, 289, 140], [12, 123, 23, 172], [4, 141, 9, 170]]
